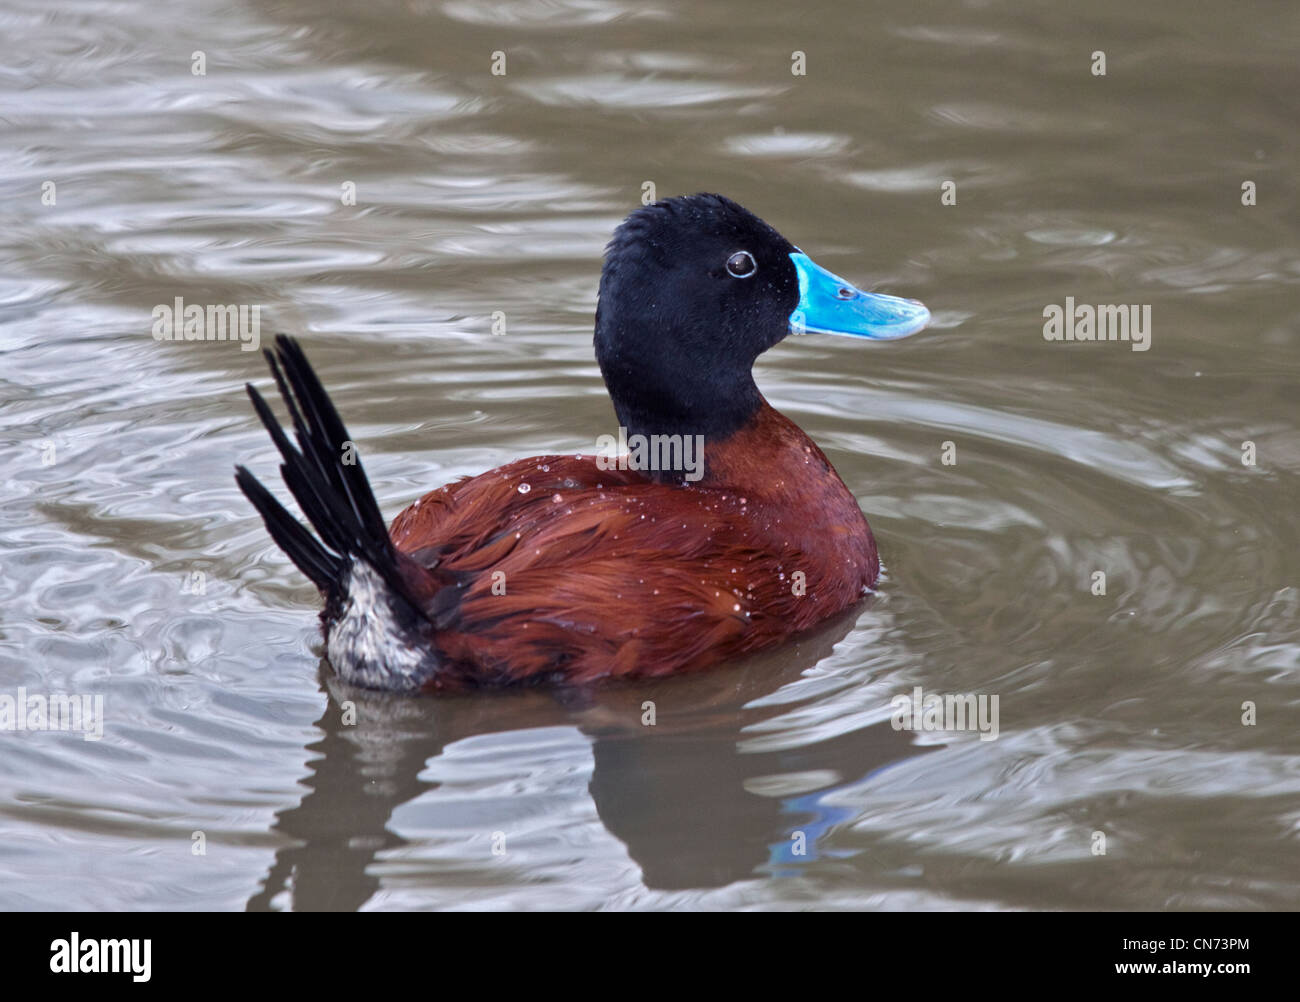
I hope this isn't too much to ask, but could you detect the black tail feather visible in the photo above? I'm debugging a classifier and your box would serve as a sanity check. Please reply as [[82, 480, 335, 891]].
[[234, 465, 340, 591], [235, 335, 410, 602]]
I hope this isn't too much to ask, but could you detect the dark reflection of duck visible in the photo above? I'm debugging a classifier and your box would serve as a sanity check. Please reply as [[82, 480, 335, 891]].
[[247, 610, 929, 908]]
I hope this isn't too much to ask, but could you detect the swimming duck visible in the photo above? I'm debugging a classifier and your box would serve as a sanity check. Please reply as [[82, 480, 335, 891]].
[[236, 193, 929, 690]]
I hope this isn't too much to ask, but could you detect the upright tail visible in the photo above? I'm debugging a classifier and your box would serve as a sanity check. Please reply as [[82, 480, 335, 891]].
[[235, 335, 440, 689]]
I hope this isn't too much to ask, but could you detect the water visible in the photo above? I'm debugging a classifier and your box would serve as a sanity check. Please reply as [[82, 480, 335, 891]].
[[1, 0, 1297, 910]]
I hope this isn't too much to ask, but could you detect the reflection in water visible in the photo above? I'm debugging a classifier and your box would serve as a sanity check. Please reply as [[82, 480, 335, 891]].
[[249, 611, 926, 907]]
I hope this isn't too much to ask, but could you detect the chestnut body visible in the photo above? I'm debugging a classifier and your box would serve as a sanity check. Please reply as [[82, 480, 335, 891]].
[[387, 401, 877, 687]]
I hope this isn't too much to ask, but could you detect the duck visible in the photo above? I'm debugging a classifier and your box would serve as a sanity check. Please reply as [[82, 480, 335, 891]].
[[235, 193, 929, 691]]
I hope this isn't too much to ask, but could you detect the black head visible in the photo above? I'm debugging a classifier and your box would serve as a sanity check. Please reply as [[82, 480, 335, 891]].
[[594, 193, 799, 442]]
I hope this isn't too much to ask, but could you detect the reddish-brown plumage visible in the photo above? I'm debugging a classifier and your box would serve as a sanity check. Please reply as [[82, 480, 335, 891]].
[[388, 400, 878, 688]]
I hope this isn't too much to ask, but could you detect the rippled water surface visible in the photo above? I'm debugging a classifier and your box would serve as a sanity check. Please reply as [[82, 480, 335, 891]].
[[2, 0, 1298, 910]]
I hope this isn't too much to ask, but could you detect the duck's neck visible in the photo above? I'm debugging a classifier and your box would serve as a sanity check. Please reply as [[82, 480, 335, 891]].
[[602, 353, 763, 447], [700, 400, 842, 493]]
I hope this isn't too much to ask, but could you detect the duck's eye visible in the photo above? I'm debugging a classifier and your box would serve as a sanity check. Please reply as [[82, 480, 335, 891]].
[[725, 250, 757, 278]]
